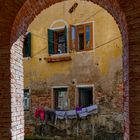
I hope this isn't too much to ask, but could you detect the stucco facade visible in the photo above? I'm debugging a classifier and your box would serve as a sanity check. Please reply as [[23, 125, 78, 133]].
[[1, 0, 140, 139], [23, 1, 123, 139]]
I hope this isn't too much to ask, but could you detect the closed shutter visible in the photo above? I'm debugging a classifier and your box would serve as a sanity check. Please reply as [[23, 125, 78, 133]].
[[48, 29, 55, 55], [23, 32, 31, 57]]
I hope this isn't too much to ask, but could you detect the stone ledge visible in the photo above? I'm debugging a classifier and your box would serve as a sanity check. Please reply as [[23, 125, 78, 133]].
[[46, 55, 72, 63]]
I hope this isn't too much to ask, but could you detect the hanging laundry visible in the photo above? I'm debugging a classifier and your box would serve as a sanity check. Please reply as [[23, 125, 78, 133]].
[[86, 105, 98, 115], [45, 110, 56, 124], [77, 107, 88, 118], [66, 110, 77, 119], [76, 106, 82, 111], [55, 111, 66, 119], [55, 111, 66, 125], [35, 108, 45, 121]]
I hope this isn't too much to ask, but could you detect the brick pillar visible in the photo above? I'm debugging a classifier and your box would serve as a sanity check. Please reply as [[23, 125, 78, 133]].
[[10, 36, 24, 140], [129, 30, 140, 139], [124, 2, 140, 139], [123, 40, 129, 140], [0, 48, 11, 140]]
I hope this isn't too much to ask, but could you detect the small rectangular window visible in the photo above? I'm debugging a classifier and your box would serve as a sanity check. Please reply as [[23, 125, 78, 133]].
[[54, 88, 68, 110], [78, 87, 93, 107], [24, 89, 30, 111]]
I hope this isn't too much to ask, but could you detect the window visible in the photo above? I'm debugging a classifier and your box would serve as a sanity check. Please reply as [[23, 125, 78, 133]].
[[48, 26, 67, 55], [70, 22, 93, 51], [23, 32, 31, 57], [53, 88, 68, 110], [78, 87, 93, 107], [23, 89, 30, 111]]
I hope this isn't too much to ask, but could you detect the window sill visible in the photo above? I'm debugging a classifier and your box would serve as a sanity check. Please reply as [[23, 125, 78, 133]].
[[23, 57, 31, 60], [47, 55, 72, 63]]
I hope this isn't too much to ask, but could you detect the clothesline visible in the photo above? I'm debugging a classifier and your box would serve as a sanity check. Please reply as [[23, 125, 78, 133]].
[[35, 104, 98, 126], [29, 31, 121, 58]]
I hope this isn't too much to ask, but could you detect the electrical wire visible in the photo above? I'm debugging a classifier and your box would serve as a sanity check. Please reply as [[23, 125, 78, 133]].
[[21, 4, 121, 58], [82, 8, 103, 22], [23, 7, 106, 57], [22, 1, 123, 96], [30, 31, 121, 57]]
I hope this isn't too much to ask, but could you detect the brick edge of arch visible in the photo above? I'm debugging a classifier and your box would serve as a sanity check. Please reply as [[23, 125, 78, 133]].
[[10, 0, 129, 140]]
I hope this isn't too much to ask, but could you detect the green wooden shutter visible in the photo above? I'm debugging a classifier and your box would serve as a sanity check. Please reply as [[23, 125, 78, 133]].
[[64, 26, 67, 53], [48, 29, 55, 55], [23, 32, 31, 57]]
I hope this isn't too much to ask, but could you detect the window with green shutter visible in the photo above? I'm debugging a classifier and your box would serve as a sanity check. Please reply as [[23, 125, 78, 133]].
[[23, 32, 31, 57], [48, 26, 67, 55], [48, 29, 55, 54]]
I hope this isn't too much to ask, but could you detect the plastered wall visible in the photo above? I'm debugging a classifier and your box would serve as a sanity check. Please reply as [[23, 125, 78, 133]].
[[24, 0, 123, 138]]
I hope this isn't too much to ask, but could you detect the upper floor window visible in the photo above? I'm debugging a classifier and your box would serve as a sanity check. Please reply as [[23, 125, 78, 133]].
[[48, 27, 67, 55], [23, 32, 31, 58], [47, 22, 93, 55], [70, 22, 93, 51]]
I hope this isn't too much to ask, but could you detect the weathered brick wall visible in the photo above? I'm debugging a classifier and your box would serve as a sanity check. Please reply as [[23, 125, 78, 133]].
[[0, 49, 11, 140], [24, 74, 124, 138], [10, 36, 24, 140], [0, 0, 25, 138], [121, 1, 140, 139]]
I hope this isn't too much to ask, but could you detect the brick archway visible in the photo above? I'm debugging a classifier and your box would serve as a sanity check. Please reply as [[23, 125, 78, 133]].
[[11, 0, 129, 139], [0, 0, 140, 140]]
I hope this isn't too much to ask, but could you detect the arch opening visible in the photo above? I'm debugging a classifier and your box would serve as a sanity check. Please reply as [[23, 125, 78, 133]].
[[10, 0, 129, 140]]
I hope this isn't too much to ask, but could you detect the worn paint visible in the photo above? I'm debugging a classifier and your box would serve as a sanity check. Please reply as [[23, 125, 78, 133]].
[[24, 0, 123, 139]]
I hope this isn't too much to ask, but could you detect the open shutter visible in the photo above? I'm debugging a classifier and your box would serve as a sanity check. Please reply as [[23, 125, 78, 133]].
[[23, 32, 31, 57], [84, 23, 93, 50], [64, 26, 67, 53], [48, 29, 55, 55], [69, 25, 76, 51]]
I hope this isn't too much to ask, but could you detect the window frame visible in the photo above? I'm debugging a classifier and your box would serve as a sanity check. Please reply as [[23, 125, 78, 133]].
[[76, 84, 94, 107], [69, 21, 94, 52], [52, 86, 69, 110], [48, 26, 68, 55]]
